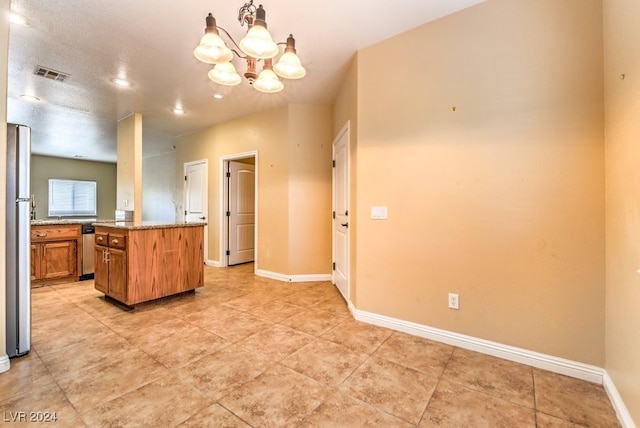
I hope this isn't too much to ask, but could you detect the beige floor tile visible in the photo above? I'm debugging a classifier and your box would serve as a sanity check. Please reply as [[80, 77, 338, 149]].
[[238, 323, 315, 361], [139, 326, 230, 370], [280, 289, 336, 308], [179, 303, 243, 327], [300, 390, 414, 427], [0, 383, 84, 427], [247, 299, 305, 322], [177, 403, 251, 427], [341, 356, 438, 424], [56, 348, 169, 414], [0, 352, 56, 402], [82, 374, 212, 427], [442, 347, 535, 408], [321, 319, 393, 354], [282, 338, 368, 387], [201, 312, 273, 342], [73, 295, 128, 320], [281, 307, 347, 336], [419, 379, 536, 427], [312, 294, 352, 316], [374, 331, 454, 377], [176, 344, 273, 399], [219, 364, 332, 427], [533, 368, 621, 427], [38, 332, 129, 379], [31, 312, 112, 355], [536, 412, 588, 427], [125, 317, 199, 348], [98, 306, 178, 337]]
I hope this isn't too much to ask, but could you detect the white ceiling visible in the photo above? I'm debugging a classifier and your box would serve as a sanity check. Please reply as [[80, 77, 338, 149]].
[[7, 0, 485, 162]]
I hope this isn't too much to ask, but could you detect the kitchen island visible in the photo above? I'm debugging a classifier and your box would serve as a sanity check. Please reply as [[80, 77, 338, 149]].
[[93, 221, 205, 307]]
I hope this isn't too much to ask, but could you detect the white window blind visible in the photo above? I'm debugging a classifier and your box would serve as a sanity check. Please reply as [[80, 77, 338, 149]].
[[48, 179, 97, 216]]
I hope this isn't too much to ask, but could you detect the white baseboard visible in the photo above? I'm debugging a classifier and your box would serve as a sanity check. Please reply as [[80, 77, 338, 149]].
[[205, 259, 222, 267], [0, 355, 10, 374], [351, 306, 604, 384], [603, 371, 637, 428], [256, 269, 331, 283]]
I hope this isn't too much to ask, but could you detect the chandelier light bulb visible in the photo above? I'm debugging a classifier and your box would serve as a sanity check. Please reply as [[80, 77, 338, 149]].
[[208, 62, 242, 86], [194, 32, 233, 64], [274, 52, 306, 79]]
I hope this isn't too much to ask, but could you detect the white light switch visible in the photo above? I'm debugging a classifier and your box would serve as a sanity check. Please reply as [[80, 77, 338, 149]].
[[371, 206, 388, 219]]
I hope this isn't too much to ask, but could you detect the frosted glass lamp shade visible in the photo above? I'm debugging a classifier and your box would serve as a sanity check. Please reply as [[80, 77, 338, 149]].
[[208, 62, 242, 86], [273, 51, 306, 79], [194, 32, 233, 64], [253, 68, 284, 93], [239, 25, 279, 59]]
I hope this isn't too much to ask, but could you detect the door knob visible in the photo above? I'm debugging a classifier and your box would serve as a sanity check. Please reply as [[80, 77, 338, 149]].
[[199, 216, 206, 220], [341, 222, 349, 228]]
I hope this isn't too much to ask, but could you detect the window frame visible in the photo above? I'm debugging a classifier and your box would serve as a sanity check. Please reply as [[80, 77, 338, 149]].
[[47, 178, 97, 217]]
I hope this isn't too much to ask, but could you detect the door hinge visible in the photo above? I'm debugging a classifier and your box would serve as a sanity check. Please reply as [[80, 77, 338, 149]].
[[226, 172, 231, 178], [184, 210, 187, 215], [345, 210, 349, 216], [226, 250, 230, 256], [332, 211, 335, 219], [332, 262, 336, 271], [226, 211, 231, 217], [184, 175, 187, 181], [332, 160, 335, 168]]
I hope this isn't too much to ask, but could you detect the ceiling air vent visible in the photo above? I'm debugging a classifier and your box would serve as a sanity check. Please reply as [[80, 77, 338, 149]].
[[33, 66, 70, 82]]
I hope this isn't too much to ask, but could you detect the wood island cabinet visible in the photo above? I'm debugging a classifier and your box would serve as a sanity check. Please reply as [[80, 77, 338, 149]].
[[31, 224, 82, 286], [94, 223, 204, 306], [94, 231, 127, 302]]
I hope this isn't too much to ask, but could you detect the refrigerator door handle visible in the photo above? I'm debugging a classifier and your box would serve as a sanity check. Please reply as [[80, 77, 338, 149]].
[[16, 197, 31, 203]]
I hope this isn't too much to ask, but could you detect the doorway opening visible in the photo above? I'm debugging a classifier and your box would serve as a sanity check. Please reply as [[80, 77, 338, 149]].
[[220, 151, 258, 269], [184, 159, 208, 262]]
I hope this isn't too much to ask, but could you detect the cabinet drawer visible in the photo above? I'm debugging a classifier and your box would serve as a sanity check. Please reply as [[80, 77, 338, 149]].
[[95, 232, 109, 246], [109, 234, 127, 249], [31, 225, 80, 242]]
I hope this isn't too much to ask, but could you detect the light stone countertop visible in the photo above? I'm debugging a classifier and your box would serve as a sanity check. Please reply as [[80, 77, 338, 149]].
[[92, 221, 207, 230]]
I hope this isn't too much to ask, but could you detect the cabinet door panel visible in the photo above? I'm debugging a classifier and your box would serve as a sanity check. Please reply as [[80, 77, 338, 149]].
[[42, 240, 77, 279], [94, 245, 108, 294], [31, 244, 41, 281], [108, 248, 127, 303]]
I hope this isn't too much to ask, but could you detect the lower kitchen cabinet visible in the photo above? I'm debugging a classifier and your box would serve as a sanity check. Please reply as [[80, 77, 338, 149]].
[[94, 231, 127, 302], [31, 224, 81, 285]]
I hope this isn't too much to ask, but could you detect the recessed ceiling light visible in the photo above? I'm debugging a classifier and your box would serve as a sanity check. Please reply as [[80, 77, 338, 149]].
[[112, 78, 131, 88], [9, 12, 29, 26], [20, 94, 41, 102], [212, 93, 224, 100], [173, 107, 185, 115]]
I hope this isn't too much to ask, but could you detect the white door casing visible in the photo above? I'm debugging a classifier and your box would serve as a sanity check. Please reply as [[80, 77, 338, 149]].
[[333, 122, 350, 301], [227, 160, 255, 265], [184, 160, 208, 261]]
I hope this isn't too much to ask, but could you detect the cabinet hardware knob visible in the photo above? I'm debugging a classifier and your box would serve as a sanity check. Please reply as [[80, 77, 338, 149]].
[[37, 232, 47, 237], [97, 237, 103, 242], [112, 239, 119, 245]]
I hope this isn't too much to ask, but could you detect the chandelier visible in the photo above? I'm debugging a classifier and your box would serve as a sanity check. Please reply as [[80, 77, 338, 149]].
[[194, 1, 306, 94]]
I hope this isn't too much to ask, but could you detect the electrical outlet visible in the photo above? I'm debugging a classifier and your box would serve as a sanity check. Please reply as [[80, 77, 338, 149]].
[[448, 293, 459, 310]]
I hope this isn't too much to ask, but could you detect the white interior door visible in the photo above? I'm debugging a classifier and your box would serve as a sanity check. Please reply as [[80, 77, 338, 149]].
[[228, 160, 255, 265], [184, 160, 208, 261], [333, 124, 349, 300]]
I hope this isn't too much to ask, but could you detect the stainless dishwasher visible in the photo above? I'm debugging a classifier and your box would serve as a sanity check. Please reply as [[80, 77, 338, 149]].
[[80, 224, 95, 280]]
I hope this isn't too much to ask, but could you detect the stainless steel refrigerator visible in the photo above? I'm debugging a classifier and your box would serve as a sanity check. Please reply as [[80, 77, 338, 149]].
[[5, 123, 31, 358]]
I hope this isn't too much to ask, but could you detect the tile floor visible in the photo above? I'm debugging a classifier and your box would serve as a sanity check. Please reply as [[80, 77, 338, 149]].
[[1, 264, 622, 427]]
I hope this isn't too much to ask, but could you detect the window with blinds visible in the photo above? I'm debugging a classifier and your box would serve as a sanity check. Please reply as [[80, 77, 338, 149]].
[[48, 179, 97, 217]]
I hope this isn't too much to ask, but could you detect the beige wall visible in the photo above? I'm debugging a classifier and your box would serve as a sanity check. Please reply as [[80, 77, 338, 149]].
[[1, 0, 10, 364], [176, 105, 332, 275], [288, 105, 332, 275], [142, 152, 176, 222], [116, 113, 142, 221], [604, 0, 640, 421], [349, 0, 605, 365], [31, 155, 116, 220]]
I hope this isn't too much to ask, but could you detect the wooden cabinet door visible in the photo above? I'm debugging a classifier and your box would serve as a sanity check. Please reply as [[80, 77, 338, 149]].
[[108, 248, 127, 303], [94, 245, 108, 294], [31, 244, 41, 281], [42, 240, 77, 280]]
